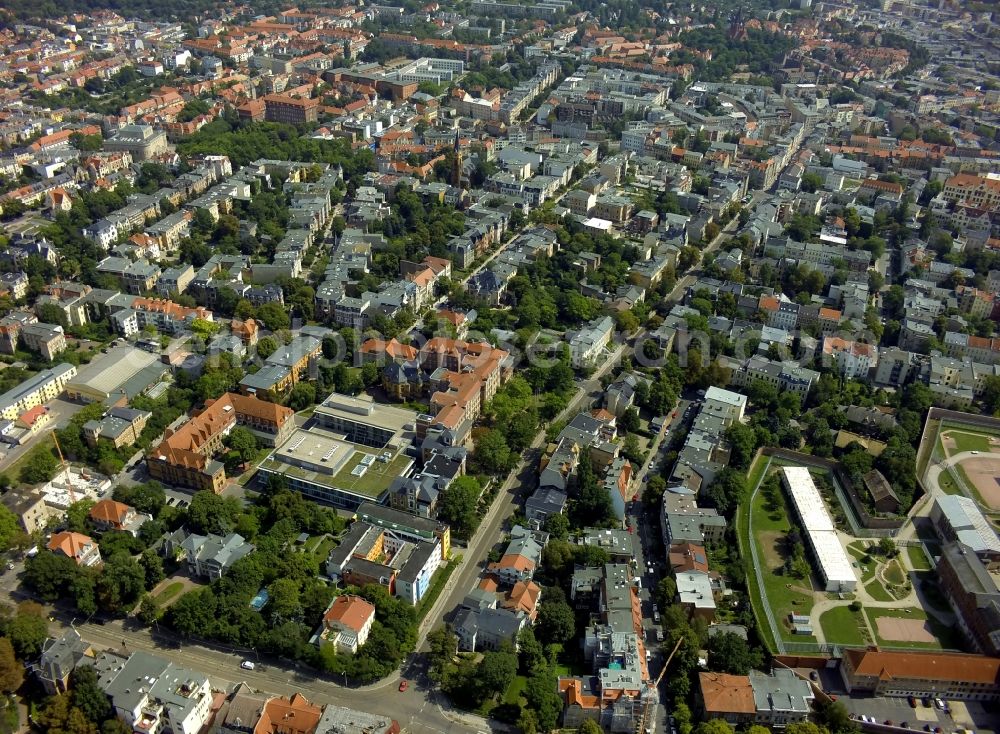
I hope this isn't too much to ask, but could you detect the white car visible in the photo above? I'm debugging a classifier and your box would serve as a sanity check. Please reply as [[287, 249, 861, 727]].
[[240, 660, 255, 671]]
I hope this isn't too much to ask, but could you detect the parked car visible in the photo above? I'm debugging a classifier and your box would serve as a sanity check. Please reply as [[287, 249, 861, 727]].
[[908, 696, 918, 708], [809, 671, 818, 681], [398, 680, 408, 692], [240, 660, 255, 671]]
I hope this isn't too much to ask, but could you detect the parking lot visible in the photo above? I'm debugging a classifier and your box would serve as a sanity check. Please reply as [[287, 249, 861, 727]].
[[814, 667, 997, 734]]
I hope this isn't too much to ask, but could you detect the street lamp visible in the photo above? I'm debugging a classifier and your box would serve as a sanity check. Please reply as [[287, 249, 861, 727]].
[[340, 670, 348, 687]]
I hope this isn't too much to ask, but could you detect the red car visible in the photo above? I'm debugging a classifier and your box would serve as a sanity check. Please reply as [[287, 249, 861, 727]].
[[398, 680, 408, 692]]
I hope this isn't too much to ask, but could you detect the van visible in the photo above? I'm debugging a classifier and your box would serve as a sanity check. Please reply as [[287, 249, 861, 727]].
[[240, 660, 255, 671]]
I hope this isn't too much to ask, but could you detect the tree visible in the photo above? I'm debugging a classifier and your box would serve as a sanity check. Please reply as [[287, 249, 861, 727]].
[[96, 553, 146, 612], [113, 481, 165, 517], [536, 592, 575, 645], [7, 603, 48, 659], [475, 430, 514, 475], [518, 707, 538, 734], [694, 720, 735, 734], [724, 424, 757, 470], [815, 699, 857, 734], [878, 537, 897, 557], [71, 665, 111, 724], [436, 476, 481, 540], [579, 721, 603, 734], [66, 499, 97, 533], [517, 627, 546, 675], [256, 335, 279, 359], [256, 302, 291, 331], [523, 665, 563, 732], [138, 550, 164, 589], [0, 638, 23, 692], [137, 595, 162, 626], [655, 577, 677, 609], [707, 631, 762, 675], [619, 407, 640, 434], [982, 375, 1000, 414], [786, 723, 829, 734], [475, 645, 517, 702], [543, 513, 569, 541], [801, 172, 824, 193], [224, 427, 259, 465], [189, 318, 218, 341], [19, 445, 58, 484], [704, 468, 747, 519], [288, 383, 316, 411], [426, 625, 458, 684], [24, 552, 78, 601], [0, 506, 25, 553], [186, 491, 241, 535]]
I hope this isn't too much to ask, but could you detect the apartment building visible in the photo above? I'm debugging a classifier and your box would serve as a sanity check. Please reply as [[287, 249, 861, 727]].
[[840, 648, 1000, 701], [567, 316, 615, 369], [0, 363, 76, 421], [19, 323, 67, 361], [101, 651, 213, 734], [0, 488, 50, 534], [88, 499, 150, 536], [699, 669, 814, 727], [420, 337, 511, 443], [128, 297, 213, 335], [320, 594, 376, 654], [47, 531, 102, 567], [263, 94, 319, 124], [821, 337, 877, 380], [942, 173, 1000, 211], [943, 332, 1000, 366], [728, 356, 819, 398], [147, 393, 294, 492]]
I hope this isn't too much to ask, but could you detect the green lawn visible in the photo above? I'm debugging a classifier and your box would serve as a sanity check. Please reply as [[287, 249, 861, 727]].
[[504, 675, 528, 705], [819, 606, 868, 646], [846, 543, 876, 582], [864, 579, 894, 602], [736, 478, 778, 652], [153, 582, 184, 605], [906, 545, 932, 572], [745, 459, 769, 493], [746, 465, 817, 644], [937, 470, 962, 496], [942, 428, 1000, 456]]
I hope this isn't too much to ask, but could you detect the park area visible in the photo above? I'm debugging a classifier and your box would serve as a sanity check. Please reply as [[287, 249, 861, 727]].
[[741, 455, 961, 654]]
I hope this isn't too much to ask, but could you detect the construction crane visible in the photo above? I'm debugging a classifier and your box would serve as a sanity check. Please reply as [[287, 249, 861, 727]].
[[51, 431, 76, 504], [636, 636, 685, 734]]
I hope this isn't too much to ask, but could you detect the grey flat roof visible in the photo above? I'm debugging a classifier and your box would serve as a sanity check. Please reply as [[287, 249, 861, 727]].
[[66, 347, 159, 397]]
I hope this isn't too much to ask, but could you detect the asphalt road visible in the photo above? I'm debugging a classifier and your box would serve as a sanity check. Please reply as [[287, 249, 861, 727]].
[[418, 343, 627, 650]]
